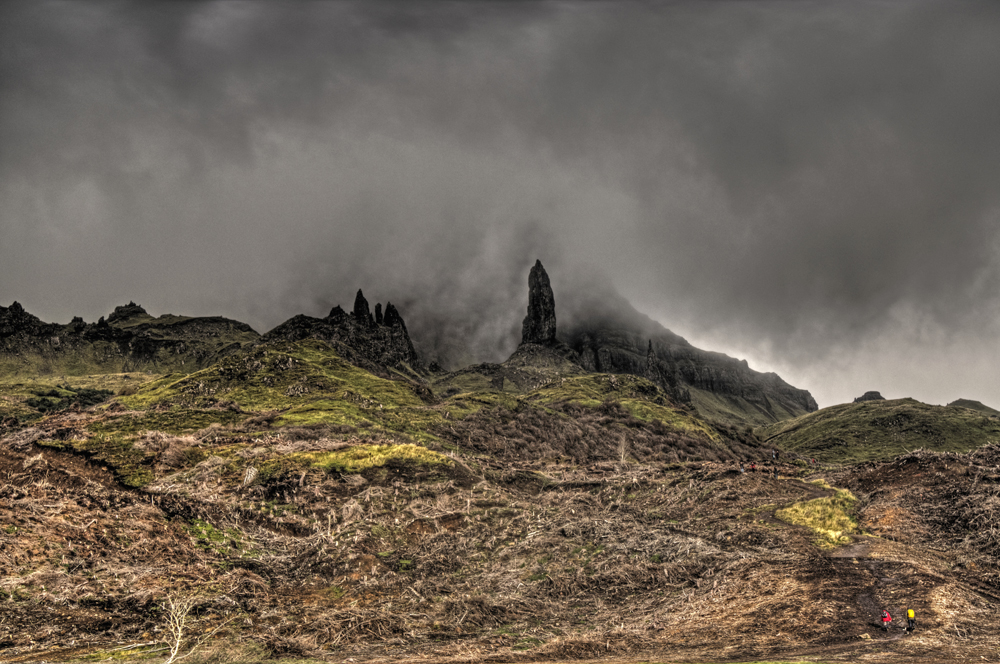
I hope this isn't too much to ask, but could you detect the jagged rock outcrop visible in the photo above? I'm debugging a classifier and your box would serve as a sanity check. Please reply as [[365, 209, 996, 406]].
[[854, 391, 885, 403], [353, 290, 374, 327], [264, 290, 421, 374], [0, 301, 258, 376], [0, 302, 57, 339], [106, 301, 148, 324], [521, 260, 558, 346]]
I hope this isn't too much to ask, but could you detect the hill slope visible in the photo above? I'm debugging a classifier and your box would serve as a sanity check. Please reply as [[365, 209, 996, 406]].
[[948, 398, 1000, 416], [758, 397, 1000, 463], [3, 402, 998, 662]]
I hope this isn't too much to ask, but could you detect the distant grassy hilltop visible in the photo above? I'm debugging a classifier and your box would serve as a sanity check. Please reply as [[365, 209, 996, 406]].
[[758, 397, 1000, 463], [948, 398, 1000, 416]]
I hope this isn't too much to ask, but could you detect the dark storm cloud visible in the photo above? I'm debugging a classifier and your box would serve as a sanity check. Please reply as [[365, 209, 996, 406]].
[[3, 1, 1000, 406]]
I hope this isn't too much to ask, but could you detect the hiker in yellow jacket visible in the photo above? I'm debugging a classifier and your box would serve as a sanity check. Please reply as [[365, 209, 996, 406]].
[[906, 608, 916, 632]]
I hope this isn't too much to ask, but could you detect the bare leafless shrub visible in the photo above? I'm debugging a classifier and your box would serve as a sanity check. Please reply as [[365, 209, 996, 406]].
[[159, 594, 236, 664]]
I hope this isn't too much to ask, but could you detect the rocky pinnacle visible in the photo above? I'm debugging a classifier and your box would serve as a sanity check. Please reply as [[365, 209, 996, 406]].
[[521, 260, 557, 346], [353, 289, 374, 327]]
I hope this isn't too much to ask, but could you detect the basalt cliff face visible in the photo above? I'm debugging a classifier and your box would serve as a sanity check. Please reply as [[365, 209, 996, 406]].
[[0, 301, 258, 375], [519, 262, 817, 425], [564, 316, 818, 425], [263, 289, 421, 375], [438, 261, 816, 426]]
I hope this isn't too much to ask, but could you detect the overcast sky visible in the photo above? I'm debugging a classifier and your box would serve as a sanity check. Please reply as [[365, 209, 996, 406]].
[[3, 1, 1000, 408]]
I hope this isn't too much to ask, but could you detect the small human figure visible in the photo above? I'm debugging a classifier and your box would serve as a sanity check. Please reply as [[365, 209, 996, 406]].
[[739, 462, 745, 474], [771, 449, 776, 460], [906, 608, 916, 632], [881, 609, 892, 631], [750, 462, 757, 472]]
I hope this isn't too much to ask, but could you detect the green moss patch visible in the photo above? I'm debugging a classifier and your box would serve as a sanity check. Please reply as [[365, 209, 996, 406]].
[[293, 443, 452, 473]]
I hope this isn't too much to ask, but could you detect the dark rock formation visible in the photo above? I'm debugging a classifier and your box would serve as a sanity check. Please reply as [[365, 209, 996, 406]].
[[106, 301, 148, 324], [383, 303, 405, 329], [0, 302, 54, 338], [353, 290, 374, 327], [556, 281, 817, 425], [265, 293, 421, 374], [0, 302, 258, 376], [854, 391, 886, 403], [521, 260, 557, 346]]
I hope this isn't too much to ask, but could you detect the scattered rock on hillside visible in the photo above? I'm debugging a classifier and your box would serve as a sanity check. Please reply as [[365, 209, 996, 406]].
[[854, 391, 886, 403]]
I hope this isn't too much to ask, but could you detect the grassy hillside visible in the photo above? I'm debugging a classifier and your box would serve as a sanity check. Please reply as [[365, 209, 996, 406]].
[[0, 373, 157, 425], [12, 339, 748, 489], [8, 338, 1000, 661], [948, 398, 1000, 416], [5, 426, 1000, 662], [688, 386, 808, 428], [758, 397, 1000, 463], [118, 339, 442, 433]]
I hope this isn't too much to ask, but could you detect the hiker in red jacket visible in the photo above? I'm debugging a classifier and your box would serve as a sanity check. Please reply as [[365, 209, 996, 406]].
[[881, 609, 892, 631]]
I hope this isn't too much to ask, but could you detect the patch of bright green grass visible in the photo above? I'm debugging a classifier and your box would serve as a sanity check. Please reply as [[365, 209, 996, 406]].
[[1, 375, 152, 423], [431, 370, 506, 397], [293, 443, 452, 473], [776, 488, 858, 548], [758, 397, 1000, 463]]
